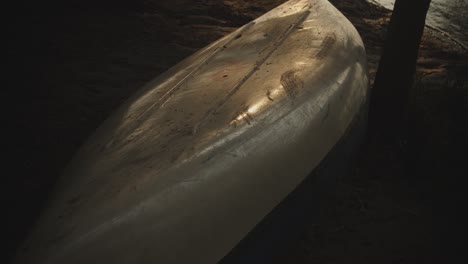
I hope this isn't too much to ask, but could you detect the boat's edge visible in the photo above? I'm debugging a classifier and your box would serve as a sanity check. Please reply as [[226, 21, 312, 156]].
[[220, 98, 369, 264]]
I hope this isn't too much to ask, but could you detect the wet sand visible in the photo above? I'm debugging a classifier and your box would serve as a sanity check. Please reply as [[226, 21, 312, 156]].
[[5, 0, 467, 262]]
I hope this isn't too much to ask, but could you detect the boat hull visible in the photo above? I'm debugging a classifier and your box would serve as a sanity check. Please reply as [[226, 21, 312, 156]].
[[15, 0, 368, 263]]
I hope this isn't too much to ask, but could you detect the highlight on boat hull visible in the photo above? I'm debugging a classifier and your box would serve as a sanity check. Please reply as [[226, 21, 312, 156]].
[[15, 0, 369, 263]]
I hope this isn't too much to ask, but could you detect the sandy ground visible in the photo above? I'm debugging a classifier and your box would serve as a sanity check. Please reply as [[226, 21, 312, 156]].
[[5, 0, 467, 262]]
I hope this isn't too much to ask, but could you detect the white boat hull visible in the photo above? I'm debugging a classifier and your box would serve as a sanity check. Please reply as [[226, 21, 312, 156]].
[[16, 0, 368, 263]]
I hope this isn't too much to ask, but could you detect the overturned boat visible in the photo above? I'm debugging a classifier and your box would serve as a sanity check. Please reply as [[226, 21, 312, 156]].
[[15, 0, 368, 263]]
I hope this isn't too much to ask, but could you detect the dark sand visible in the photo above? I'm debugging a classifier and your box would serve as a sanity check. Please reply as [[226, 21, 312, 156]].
[[5, 0, 467, 262]]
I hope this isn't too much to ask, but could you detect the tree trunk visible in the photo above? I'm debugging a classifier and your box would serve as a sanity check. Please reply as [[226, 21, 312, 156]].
[[369, 0, 431, 140]]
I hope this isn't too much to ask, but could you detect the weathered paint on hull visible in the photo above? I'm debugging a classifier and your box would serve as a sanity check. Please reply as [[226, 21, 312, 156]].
[[15, 0, 368, 263]]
